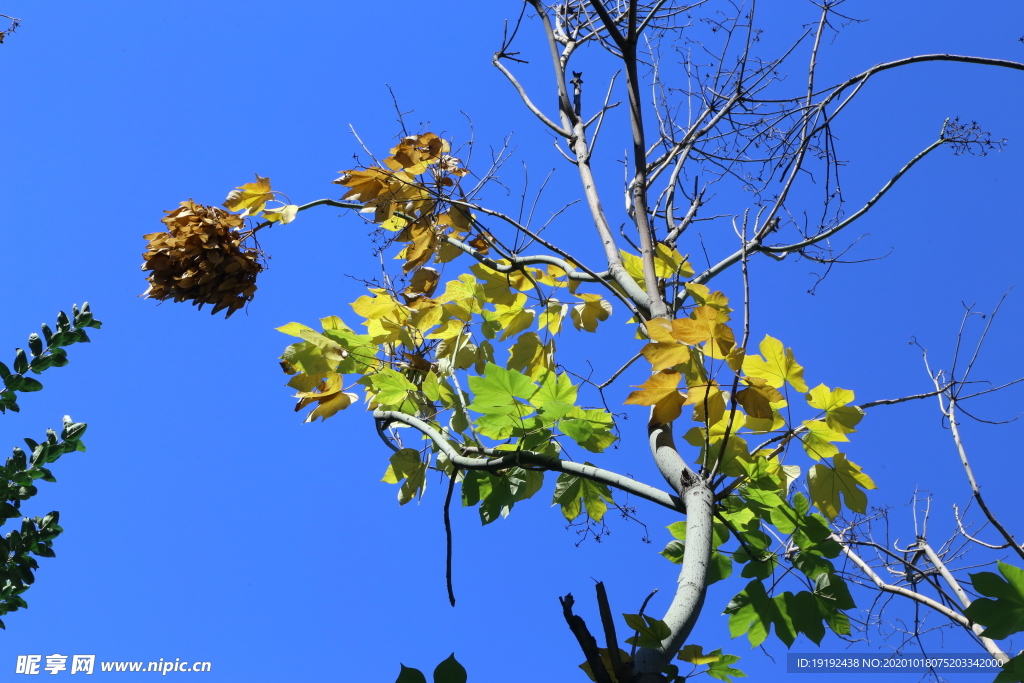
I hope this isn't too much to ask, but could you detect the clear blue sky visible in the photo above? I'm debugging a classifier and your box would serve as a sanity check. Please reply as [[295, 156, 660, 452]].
[[2, 1, 1023, 681]]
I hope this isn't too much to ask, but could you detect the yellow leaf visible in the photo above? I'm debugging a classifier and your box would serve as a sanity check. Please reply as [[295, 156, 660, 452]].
[[685, 381, 726, 426], [319, 315, 350, 331], [679, 645, 721, 665], [801, 420, 848, 460], [224, 174, 275, 216], [652, 392, 687, 424], [264, 204, 298, 224], [624, 370, 683, 406], [384, 133, 448, 175], [672, 306, 731, 350], [735, 376, 785, 419], [640, 340, 691, 372], [571, 293, 612, 332], [408, 300, 444, 332], [806, 384, 864, 434], [654, 243, 694, 278], [425, 316, 465, 340], [808, 453, 876, 520], [685, 282, 732, 311], [619, 249, 647, 288], [538, 302, 568, 335], [725, 346, 746, 373], [507, 332, 555, 380], [742, 335, 808, 392], [305, 390, 358, 422], [351, 289, 406, 321], [396, 222, 438, 273], [744, 410, 786, 433]]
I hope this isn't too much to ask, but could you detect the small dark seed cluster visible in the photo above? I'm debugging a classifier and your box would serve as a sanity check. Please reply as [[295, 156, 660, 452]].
[[141, 200, 263, 318]]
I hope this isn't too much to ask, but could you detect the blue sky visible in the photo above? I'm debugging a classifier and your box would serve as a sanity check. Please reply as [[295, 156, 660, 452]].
[[1, 1, 1023, 681]]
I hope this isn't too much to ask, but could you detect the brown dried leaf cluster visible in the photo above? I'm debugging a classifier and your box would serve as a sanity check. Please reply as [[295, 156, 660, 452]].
[[334, 133, 472, 281], [141, 200, 263, 318]]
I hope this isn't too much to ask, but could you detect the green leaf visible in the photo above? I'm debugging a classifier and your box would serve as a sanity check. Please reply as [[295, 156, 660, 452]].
[[432, 654, 467, 683], [623, 613, 671, 648], [467, 362, 538, 412], [381, 449, 427, 506], [13, 349, 28, 374], [531, 371, 578, 421], [27, 334, 42, 358], [725, 580, 773, 647], [370, 369, 418, 407], [558, 418, 594, 444], [61, 421, 87, 442], [465, 468, 543, 524], [18, 377, 43, 392], [558, 407, 617, 453], [708, 551, 733, 585], [552, 471, 613, 522], [805, 384, 863, 434], [995, 653, 1024, 683], [786, 591, 826, 645], [660, 540, 686, 564], [800, 420, 847, 460], [706, 651, 746, 682], [964, 562, 1024, 640], [394, 664, 428, 683], [813, 572, 855, 611], [807, 454, 876, 520]]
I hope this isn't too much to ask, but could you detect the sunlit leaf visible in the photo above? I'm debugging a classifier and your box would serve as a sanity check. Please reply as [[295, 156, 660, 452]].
[[224, 174, 275, 216], [808, 454, 876, 520], [743, 335, 808, 393]]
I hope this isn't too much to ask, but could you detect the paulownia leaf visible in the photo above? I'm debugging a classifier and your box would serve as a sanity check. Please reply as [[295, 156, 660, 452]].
[[807, 454, 876, 520], [624, 370, 687, 424], [264, 204, 298, 224], [381, 449, 427, 505], [742, 335, 808, 393], [570, 293, 612, 332], [623, 613, 671, 648], [552, 470, 614, 522], [800, 420, 848, 460], [224, 174, 275, 216], [806, 384, 863, 434], [964, 562, 1024, 640]]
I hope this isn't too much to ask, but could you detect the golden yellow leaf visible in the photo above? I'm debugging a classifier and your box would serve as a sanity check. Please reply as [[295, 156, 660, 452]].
[[508, 332, 556, 380], [571, 293, 612, 332], [351, 289, 406, 321], [654, 243, 694, 278], [679, 644, 722, 665], [403, 267, 441, 300], [624, 370, 683, 406], [735, 376, 785, 419], [685, 381, 726, 426], [641, 340, 691, 372], [305, 390, 358, 422], [264, 204, 298, 224], [742, 335, 808, 392], [224, 174, 275, 216], [538, 302, 568, 335]]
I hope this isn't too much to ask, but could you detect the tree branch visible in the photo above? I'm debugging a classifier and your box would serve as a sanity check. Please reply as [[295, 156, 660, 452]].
[[373, 410, 685, 513]]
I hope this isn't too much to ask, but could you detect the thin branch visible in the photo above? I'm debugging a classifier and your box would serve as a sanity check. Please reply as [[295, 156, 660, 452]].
[[374, 410, 686, 513], [444, 469, 458, 607]]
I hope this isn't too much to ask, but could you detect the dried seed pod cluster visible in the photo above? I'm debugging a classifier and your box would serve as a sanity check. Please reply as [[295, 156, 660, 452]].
[[141, 200, 263, 318]]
